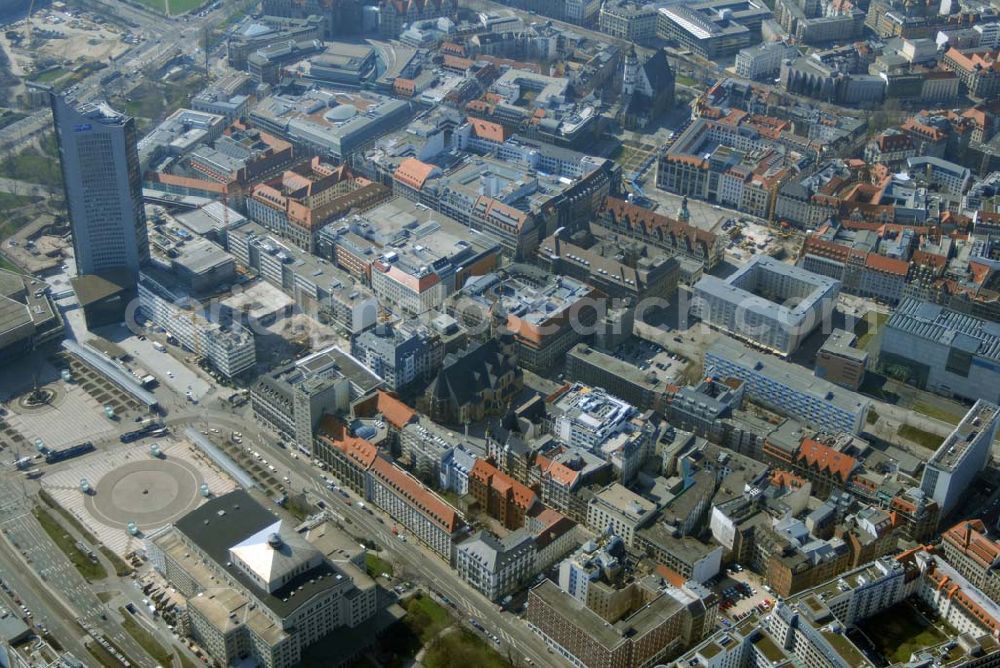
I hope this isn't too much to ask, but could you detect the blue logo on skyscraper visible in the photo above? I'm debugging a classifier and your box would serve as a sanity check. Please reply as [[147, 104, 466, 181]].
[[73, 123, 92, 132]]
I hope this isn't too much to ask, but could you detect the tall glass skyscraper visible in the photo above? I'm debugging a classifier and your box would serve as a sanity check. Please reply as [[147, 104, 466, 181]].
[[51, 93, 149, 278]]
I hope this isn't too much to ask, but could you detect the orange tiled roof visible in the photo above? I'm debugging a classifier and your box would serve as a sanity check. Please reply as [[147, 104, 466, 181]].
[[468, 116, 509, 143], [443, 54, 474, 71], [970, 261, 992, 286], [544, 460, 579, 487], [655, 564, 687, 587], [353, 391, 417, 429], [394, 157, 437, 191], [770, 469, 807, 490]]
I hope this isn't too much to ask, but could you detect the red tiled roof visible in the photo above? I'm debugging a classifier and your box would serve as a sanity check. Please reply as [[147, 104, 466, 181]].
[[532, 513, 575, 550], [443, 54, 474, 71], [544, 460, 579, 487], [865, 253, 910, 277], [911, 249, 947, 269], [796, 438, 857, 484], [470, 460, 537, 510], [317, 418, 379, 470], [370, 457, 460, 532], [942, 519, 1000, 570], [770, 470, 807, 490], [353, 391, 417, 429]]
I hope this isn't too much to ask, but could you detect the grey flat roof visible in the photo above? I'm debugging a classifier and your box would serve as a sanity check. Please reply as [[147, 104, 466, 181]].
[[887, 298, 1000, 362], [568, 344, 672, 392], [173, 238, 232, 275], [174, 490, 346, 619], [706, 337, 870, 415], [819, 329, 867, 362], [70, 270, 134, 306], [0, 295, 29, 336]]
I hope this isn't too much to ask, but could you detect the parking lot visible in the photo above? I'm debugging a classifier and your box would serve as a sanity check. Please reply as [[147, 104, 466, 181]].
[[604, 337, 688, 383], [211, 431, 289, 499], [99, 323, 212, 403], [717, 566, 775, 620]]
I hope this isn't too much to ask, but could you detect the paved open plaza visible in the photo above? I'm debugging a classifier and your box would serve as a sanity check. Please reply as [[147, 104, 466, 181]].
[[42, 440, 236, 556]]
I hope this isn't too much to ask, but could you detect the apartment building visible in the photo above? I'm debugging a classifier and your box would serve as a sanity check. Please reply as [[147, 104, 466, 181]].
[[815, 329, 868, 391], [595, 197, 726, 271], [587, 484, 657, 548], [227, 222, 379, 336], [598, 0, 658, 42], [247, 158, 390, 252], [548, 383, 653, 483], [705, 337, 871, 434], [455, 530, 536, 601], [528, 578, 708, 668], [941, 519, 1000, 603], [566, 344, 675, 412], [351, 321, 444, 391], [942, 48, 1000, 101], [251, 345, 383, 451], [323, 198, 501, 316], [735, 41, 799, 80], [469, 459, 539, 530], [447, 267, 600, 372], [693, 255, 841, 356], [535, 231, 680, 302], [367, 458, 466, 560]]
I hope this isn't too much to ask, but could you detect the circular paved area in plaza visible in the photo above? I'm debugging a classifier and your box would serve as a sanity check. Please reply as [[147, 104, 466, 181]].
[[85, 457, 205, 530]]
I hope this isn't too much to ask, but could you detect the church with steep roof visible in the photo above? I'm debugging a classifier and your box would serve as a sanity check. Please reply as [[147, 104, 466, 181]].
[[618, 47, 676, 130]]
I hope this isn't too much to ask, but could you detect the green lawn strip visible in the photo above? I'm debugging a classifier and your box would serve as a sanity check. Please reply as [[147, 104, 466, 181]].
[[424, 629, 511, 668], [39, 489, 99, 542], [32, 506, 107, 582], [0, 254, 19, 273], [119, 606, 173, 667], [168, 0, 210, 14], [365, 552, 394, 578], [897, 424, 945, 450], [30, 67, 68, 83], [911, 401, 962, 425], [87, 640, 132, 667]]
